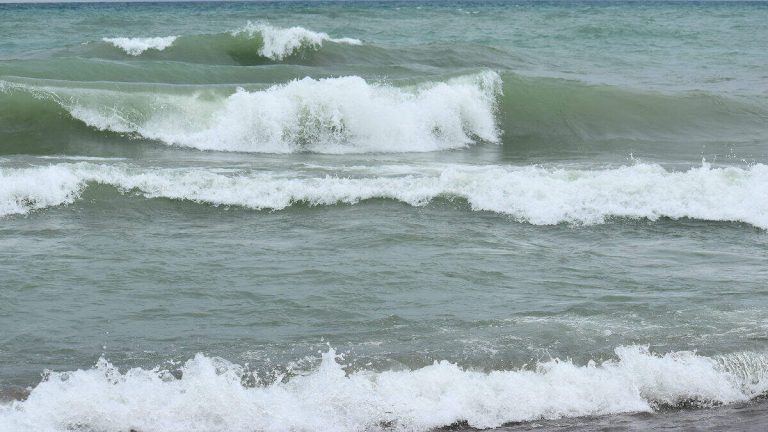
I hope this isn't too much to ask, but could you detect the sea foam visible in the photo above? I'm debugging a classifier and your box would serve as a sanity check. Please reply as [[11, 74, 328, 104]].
[[102, 36, 178, 56], [1, 162, 766, 229], [0, 346, 766, 432], [63, 72, 502, 153]]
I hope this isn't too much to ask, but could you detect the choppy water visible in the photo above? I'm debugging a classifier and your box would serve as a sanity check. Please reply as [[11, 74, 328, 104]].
[[1, 1, 768, 431]]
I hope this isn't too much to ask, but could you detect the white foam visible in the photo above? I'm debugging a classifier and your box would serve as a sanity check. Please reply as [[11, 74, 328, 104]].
[[0, 165, 85, 217], [102, 36, 178, 56], [1, 162, 766, 230], [234, 21, 362, 60], [64, 72, 502, 153], [0, 346, 765, 432]]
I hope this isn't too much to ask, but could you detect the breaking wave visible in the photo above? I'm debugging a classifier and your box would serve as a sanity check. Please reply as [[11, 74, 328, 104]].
[[1, 161, 766, 229], [102, 36, 178, 56], [1, 346, 767, 432], [233, 21, 362, 61], [1, 72, 501, 153], [2, 72, 767, 157], [96, 22, 361, 63]]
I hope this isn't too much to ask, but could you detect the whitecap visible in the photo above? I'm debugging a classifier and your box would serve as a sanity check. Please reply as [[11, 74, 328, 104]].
[[102, 36, 178, 56], [233, 21, 362, 60]]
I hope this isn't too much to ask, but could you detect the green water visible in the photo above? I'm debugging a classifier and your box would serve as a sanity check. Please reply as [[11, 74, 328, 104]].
[[1, 2, 768, 431]]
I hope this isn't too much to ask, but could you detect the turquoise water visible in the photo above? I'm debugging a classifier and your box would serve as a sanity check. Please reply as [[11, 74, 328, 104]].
[[1, 1, 768, 431]]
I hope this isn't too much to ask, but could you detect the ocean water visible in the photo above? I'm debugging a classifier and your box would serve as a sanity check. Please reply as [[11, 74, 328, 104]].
[[1, 1, 768, 431]]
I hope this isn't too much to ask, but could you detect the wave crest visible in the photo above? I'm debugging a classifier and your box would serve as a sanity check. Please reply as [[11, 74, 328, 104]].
[[233, 21, 361, 61], [102, 36, 178, 56]]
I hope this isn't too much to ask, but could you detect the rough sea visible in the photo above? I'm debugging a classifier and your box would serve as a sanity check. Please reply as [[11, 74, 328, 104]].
[[1, 1, 768, 431]]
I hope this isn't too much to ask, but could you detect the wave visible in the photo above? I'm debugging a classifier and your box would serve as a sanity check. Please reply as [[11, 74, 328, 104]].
[[94, 22, 361, 64], [0, 165, 83, 217], [1, 346, 767, 432], [102, 36, 178, 56], [2, 162, 766, 229], [233, 21, 362, 61], [2, 72, 766, 157], [1, 72, 501, 154], [499, 74, 768, 147]]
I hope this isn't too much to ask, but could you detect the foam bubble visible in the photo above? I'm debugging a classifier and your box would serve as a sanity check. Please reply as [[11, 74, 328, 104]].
[[0, 162, 766, 230], [0, 346, 765, 432], [234, 21, 362, 60], [102, 36, 178, 56], [64, 72, 502, 153]]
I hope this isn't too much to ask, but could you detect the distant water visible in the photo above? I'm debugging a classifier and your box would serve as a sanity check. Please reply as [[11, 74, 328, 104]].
[[1, 1, 768, 431]]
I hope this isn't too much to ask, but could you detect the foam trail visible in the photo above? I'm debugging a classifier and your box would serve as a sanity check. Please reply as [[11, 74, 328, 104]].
[[63, 71, 502, 153], [102, 36, 177, 56], [234, 21, 362, 60], [1, 346, 766, 432], [0, 162, 766, 229]]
